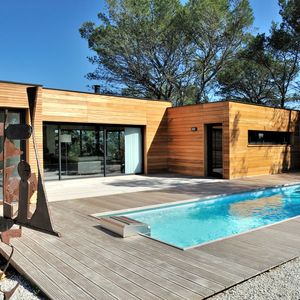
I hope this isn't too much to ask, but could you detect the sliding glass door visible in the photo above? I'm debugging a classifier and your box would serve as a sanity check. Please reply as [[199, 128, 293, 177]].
[[106, 128, 125, 176], [60, 125, 104, 179], [43, 123, 143, 180]]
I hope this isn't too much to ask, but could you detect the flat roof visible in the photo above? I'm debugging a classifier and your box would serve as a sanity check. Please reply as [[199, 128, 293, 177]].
[[167, 99, 300, 112], [0, 79, 171, 104], [43, 86, 171, 103], [0, 79, 42, 87], [0, 79, 298, 111]]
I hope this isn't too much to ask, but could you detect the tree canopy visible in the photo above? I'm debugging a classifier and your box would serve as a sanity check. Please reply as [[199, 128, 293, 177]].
[[80, 0, 191, 105], [217, 39, 276, 105], [80, 0, 300, 108], [218, 0, 300, 108], [80, 0, 253, 105]]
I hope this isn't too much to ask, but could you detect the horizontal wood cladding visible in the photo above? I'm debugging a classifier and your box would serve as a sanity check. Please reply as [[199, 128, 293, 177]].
[[42, 89, 169, 124], [42, 88, 171, 173], [3, 80, 300, 180], [229, 102, 300, 179], [167, 102, 230, 178], [0, 82, 36, 108]]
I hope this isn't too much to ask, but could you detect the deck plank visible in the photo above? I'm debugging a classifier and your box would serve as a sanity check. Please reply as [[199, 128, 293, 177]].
[[0, 245, 72, 300], [1, 173, 300, 300], [24, 233, 138, 300], [51, 212, 228, 291], [14, 238, 115, 300], [29, 230, 161, 300], [56, 225, 217, 297], [11, 239, 95, 300]]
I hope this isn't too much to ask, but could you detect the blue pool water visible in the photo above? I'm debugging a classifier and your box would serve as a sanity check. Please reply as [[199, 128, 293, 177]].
[[119, 184, 300, 249]]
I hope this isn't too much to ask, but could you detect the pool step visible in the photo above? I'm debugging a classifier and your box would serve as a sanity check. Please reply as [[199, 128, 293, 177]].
[[98, 216, 150, 238]]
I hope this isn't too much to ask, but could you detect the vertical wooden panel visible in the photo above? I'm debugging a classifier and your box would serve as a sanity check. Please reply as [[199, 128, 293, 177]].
[[27, 87, 43, 177]]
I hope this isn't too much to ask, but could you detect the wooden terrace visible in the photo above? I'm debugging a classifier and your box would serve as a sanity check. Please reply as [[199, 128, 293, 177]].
[[1, 173, 300, 299]]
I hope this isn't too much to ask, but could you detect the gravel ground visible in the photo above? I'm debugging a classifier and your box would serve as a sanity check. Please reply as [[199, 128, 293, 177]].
[[0, 257, 47, 300], [209, 257, 300, 300]]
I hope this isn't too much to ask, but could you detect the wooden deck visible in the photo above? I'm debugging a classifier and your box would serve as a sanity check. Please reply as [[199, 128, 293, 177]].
[[2, 173, 300, 300]]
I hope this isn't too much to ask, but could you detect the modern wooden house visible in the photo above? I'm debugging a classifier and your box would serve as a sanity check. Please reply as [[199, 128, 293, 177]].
[[1, 80, 300, 181]]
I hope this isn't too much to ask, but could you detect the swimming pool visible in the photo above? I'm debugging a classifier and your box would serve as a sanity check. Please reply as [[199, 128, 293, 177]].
[[111, 184, 300, 249]]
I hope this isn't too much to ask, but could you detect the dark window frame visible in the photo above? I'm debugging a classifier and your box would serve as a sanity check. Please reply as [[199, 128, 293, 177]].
[[248, 130, 291, 145], [43, 121, 145, 180]]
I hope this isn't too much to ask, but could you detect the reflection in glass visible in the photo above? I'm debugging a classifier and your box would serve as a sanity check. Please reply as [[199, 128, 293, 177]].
[[43, 124, 59, 180], [60, 125, 104, 179], [106, 128, 125, 175], [43, 123, 143, 180], [0, 110, 24, 199]]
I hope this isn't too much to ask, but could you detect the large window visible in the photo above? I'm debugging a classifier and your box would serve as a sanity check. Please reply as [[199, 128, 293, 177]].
[[60, 125, 104, 179], [0, 109, 25, 198], [248, 130, 291, 145], [43, 123, 143, 180]]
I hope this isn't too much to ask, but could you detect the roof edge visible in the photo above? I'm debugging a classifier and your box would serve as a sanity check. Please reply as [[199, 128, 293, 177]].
[[43, 86, 172, 104], [0, 79, 42, 87], [167, 100, 300, 112], [0, 79, 171, 104]]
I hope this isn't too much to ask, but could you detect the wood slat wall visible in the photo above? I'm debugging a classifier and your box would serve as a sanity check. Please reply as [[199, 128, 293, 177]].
[[42, 88, 171, 173], [229, 102, 300, 179], [0, 82, 33, 109], [167, 102, 230, 178]]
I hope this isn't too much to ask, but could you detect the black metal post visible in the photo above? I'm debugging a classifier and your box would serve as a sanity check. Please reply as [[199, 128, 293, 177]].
[[58, 126, 62, 180], [104, 128, 107, 177]]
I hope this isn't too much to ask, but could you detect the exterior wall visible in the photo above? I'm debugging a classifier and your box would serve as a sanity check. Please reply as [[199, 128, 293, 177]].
[[229, 102, 300, 179], [167, 102, 230, 178], [41, 88, 171, 173], [1, 80, 300, 180], [0, 82, 43, 176]]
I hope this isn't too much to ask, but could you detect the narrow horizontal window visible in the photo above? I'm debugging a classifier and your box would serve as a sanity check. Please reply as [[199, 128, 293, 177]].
[[248, 130, 291, 145]]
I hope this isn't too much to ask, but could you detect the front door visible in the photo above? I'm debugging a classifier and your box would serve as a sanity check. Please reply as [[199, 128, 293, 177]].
[[207, 124, 223, 178]]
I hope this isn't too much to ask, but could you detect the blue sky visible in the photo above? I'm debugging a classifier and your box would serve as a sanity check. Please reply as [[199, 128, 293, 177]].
[[0, 0, 282, 92]]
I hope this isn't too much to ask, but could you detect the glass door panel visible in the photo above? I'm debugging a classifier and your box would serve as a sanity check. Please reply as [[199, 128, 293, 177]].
[[125, 127, 143, 174], [77, 127, 104, 176], [60, 127, 80, 177], [106, 128, 125, 176], [43, 124, 59, 180], [60, 125, 104, 179]]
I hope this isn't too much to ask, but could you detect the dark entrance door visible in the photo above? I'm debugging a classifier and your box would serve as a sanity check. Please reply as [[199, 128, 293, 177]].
[[207, 124, 223, 178]]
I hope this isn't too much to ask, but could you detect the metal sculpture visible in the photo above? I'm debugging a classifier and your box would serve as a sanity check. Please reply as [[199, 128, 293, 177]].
[[0, 87, 60, 299]]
